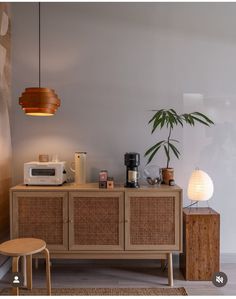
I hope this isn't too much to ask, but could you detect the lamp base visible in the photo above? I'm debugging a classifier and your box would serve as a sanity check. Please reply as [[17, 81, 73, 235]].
[[185, 200, 211, 212]]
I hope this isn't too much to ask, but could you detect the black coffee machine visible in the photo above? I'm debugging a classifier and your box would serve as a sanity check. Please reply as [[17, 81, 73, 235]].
[[124, 152, 140, 188]]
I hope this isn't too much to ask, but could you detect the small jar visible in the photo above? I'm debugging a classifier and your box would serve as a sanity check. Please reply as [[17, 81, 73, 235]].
[[39, 154, 49, 162], [107, 177, 114, 189], [99, 170, 108, 182]]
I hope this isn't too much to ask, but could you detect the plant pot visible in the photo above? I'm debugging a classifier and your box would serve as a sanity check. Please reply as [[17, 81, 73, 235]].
[[161, 168, 174, 185]]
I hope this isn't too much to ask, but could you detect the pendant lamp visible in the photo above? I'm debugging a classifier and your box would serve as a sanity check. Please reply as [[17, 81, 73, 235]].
[[19, 3, 60, 116]]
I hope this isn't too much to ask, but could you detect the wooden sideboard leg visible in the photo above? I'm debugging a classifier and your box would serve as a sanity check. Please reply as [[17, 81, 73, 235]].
[[168, 253, 173, 287], [12, 256, 20, 295], [161, 259, 166, 271]]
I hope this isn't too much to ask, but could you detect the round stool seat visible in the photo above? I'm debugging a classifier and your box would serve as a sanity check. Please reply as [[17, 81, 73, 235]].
[[0, 238, 46, 256]]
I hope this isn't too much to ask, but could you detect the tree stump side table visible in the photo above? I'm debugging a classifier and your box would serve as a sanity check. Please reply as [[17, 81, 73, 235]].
[[0, 238, 51, 295], [180, 207, 220, 281]]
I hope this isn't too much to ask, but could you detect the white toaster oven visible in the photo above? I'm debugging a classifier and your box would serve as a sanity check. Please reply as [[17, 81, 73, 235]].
[[24, 161, 67, 185]]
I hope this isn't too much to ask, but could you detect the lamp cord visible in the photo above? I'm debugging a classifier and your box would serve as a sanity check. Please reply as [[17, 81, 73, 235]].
[[39, 2, 41, 88], [184, 201, 198, 209]]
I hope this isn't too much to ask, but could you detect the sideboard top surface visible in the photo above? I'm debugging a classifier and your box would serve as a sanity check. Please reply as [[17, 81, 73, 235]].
[[11, 182, 182, 192], [183, 207, 219, 215]]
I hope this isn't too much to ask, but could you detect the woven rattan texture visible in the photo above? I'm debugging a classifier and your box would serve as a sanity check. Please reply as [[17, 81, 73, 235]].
[[130, 197, 175, 245], [0, 287, 188, 296], [18, 197, 63, 244], [73, 197, 119, 245]]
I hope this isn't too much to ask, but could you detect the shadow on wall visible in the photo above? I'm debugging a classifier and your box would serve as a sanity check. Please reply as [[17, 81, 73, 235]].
[[182, 94, 236, 253], [182, 94, 236, 198], [200, 97, 236, 184], [0, 3, 12, 242], [200, 121, 236, 186]]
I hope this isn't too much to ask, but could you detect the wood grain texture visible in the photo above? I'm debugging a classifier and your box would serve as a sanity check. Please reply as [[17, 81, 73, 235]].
[[19, 87, 60, 116], [180, 207, 220, 281], [0, 238, 46, 256], [10, 183, 182, 192]]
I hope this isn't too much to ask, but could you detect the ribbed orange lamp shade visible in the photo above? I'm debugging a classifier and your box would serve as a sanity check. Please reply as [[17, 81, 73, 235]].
[[19, 87, 60, 116], [19, 4, 61, 116]]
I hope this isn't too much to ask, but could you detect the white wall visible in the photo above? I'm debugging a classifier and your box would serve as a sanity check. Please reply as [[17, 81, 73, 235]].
[[12, 3, 236, 253]]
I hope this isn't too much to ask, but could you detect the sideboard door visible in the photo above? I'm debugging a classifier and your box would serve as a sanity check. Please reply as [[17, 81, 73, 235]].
[[12, 191, 68, 251], [125, 190, 182, 251], [69, 191, 124, 250]]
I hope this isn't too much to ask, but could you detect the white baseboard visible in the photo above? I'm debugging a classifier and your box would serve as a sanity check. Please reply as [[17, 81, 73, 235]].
[[171, 253, 236, 266], [221, 253, 236, 264], [0, 257, 11, 279]]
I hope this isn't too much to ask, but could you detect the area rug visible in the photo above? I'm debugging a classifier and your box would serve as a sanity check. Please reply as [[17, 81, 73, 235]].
[[0, 287, 188, 296]]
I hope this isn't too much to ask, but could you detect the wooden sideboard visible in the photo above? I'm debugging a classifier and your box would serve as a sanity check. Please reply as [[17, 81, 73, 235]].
[[10, 183, 182, 286]]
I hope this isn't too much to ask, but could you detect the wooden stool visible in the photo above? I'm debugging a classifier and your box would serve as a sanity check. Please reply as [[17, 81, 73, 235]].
[[0, 238, 51, 295]]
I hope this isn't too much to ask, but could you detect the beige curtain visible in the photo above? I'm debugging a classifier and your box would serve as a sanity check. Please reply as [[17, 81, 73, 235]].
[[0, 3, 11, 244]]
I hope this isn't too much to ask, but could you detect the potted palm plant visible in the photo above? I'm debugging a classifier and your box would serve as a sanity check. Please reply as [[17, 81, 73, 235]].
[[144, 109, 214, 184]]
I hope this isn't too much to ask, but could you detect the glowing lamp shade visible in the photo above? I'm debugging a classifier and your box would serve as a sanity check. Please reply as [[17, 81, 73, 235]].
[[18, 3, 61, 116], [187, 169, 214, 201], [19, 88, 60, 116]]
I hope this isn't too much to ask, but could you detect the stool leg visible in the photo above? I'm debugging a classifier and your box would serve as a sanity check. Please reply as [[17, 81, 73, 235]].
[[26, 255, 32, 290], [12, 256, 20, 295], [43, 248, 51, 295], [20, 256, 27, 287], [168, 253, 173, 287]]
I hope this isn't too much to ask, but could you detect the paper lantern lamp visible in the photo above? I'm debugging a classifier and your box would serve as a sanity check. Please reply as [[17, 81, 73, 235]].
[[187, 169, 214, 201]]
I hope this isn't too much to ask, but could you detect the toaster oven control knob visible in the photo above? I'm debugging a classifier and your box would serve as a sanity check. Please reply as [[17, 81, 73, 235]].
[[63, 170, 66, 174]]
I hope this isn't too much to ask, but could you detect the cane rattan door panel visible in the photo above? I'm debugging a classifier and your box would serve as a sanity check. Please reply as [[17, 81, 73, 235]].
[[125, 191, 181, 251], [12, 192, 68, 250], [69, 192, 124, 250]]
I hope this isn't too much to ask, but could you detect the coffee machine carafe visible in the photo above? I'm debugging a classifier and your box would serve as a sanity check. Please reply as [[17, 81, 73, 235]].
[[124, 152, 140, 188]]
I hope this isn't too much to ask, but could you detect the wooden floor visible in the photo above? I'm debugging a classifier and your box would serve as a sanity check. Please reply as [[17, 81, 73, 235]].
[[0, 259, 235, 296]]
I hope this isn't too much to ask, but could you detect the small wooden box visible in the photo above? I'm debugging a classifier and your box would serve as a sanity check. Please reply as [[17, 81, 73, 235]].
[[180, 207, 220, 281]]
